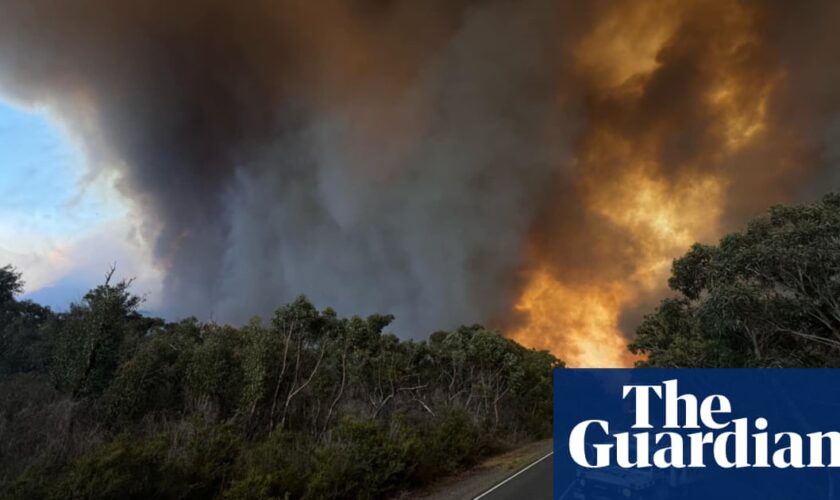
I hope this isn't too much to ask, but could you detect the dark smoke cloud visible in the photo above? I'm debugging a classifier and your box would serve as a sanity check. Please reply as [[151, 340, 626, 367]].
[[0, 0, 580, 334], [1, 0, 840, 345]]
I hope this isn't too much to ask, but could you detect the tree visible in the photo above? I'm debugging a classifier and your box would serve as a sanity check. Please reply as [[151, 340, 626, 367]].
[[185, 323, 245, 420], [0, 265, 23, 304], [103, 319, 198, 424], [50, 268, 148, 397], [0, 268, 561, 498], [267, 297, 334, 432], [0, 265, 53, 375], [630, 192, 840, 367]]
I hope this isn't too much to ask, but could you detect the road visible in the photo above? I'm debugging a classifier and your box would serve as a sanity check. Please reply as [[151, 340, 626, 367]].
[[473, 451, 557, 500]]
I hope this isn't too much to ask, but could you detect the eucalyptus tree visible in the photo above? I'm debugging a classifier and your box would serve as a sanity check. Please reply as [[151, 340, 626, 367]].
[[0, 265, 53, 375], [50, 268, 150, 397], [631, 192, 840, 368]]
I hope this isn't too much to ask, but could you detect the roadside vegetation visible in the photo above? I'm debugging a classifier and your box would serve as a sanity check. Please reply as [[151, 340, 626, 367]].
[[0, 267, 559, 499], [5, 191, 837, 497]]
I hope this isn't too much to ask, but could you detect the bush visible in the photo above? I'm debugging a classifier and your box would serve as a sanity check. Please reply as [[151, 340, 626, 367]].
[[0, 274, 559, 499], [224, 431, 315, 499], [306, 418, 418, 499], [38, 434, 168, 500]]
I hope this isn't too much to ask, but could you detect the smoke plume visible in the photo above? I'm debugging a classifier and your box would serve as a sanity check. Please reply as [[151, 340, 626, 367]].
[[1, 0, 839, 366]]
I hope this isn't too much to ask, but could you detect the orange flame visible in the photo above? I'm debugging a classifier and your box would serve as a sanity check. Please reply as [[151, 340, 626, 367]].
[[511, 272, 635, 368], [510, 0, 774, 367]]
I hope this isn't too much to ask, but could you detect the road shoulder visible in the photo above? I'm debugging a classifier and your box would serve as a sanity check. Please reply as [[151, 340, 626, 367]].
[[400, 439, 553, 500]]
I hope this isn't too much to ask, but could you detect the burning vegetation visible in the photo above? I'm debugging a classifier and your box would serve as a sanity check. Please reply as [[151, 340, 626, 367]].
[[2, 0, 840, 367]]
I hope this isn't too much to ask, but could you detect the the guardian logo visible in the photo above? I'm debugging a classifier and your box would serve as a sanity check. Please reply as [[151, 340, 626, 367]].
[[568, 379, 840, 469], [555, 370, 840, 499]]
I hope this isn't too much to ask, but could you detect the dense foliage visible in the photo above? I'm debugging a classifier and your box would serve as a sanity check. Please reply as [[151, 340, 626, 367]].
[[630, 192, 840, 368], [0, 266, 559, 499]]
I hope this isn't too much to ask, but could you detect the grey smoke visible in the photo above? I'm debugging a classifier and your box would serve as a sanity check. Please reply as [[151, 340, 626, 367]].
[[213, 1, 577, 331], [2, 0, 840, 342], [0, 0, 578, 335]]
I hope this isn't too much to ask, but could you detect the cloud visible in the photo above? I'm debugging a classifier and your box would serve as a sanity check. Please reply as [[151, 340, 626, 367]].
[[8, 217, 162, 311]]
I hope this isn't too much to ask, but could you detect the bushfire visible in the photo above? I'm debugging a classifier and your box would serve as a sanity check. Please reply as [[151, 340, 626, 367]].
[[511, 0, 780, 367], [0, 0, 836, 367]]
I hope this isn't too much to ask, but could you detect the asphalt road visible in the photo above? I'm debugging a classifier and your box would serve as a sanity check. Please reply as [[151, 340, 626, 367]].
[[473, 451, 556, 500]]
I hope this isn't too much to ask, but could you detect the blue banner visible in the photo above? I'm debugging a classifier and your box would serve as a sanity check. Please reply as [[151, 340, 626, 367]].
[[554, 369, 840, 499]]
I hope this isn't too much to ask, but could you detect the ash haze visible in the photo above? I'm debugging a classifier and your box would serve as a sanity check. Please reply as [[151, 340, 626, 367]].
[[1, 0, 839, 366]]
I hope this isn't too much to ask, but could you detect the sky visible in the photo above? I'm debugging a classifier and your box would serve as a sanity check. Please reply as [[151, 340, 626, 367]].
[[0, 98, 161, 311]]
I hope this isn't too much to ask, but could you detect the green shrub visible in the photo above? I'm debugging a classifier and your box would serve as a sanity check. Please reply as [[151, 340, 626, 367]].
[[0, 284, 559, 499], [43, 434, 169, 500], [306, 418, 418, 499]]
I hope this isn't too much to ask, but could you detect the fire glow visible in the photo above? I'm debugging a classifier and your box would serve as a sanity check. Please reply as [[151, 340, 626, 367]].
[[512, 0, 771, 367], [0, 0, 834, 369]]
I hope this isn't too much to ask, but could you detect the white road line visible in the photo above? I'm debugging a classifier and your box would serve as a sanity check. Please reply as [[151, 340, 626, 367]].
[[473, 451, 554, 500]]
